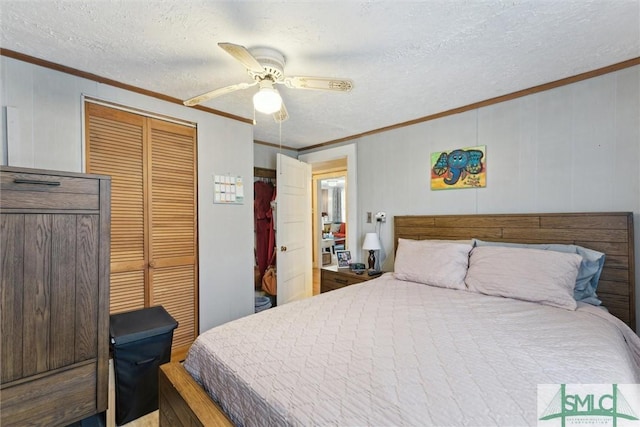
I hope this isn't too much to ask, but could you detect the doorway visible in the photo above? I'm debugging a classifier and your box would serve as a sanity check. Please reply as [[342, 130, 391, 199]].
[[299, 144, 358, 295], [311, 159, 348, 270], [318, 175, 346, 264]]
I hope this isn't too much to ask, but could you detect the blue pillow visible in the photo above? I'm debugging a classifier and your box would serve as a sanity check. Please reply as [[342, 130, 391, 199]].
[[472, 239, 605, 305]]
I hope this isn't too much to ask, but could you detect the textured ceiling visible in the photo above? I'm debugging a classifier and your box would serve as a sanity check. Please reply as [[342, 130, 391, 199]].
[[1, 1, 639, 150]]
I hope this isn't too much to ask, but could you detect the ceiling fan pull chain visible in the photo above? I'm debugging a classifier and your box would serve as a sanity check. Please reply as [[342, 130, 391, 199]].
[[279, 117, 282, 155]]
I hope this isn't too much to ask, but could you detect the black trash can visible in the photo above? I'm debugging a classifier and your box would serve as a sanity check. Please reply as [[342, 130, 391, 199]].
[[109, 305, 178, 426]]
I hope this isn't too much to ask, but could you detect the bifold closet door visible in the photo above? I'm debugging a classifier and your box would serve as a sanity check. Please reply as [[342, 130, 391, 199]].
[[86, 103, 146, 314], [86, 102, 198, 360], [147, 118, 198, 361]]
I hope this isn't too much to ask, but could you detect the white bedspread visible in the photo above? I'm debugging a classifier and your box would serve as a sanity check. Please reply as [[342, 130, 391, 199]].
[[185, 273, 640, 426]]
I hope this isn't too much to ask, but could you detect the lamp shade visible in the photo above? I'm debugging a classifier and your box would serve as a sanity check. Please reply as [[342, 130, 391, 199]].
[[253, 84, 282, 114], [362, 232, 382, 250]]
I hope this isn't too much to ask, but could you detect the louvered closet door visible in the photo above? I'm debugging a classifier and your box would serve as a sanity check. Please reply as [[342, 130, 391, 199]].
[[148, 118, 198, 361], [86, 103, 146, 314], [86, 103, 198, 360]]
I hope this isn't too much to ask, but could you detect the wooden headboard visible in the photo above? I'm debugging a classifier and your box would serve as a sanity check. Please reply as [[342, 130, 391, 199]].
[[394, 212, 635, 331]]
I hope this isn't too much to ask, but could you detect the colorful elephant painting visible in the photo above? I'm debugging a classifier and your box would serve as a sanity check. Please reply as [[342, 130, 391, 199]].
[[431, 146, 486, 190]]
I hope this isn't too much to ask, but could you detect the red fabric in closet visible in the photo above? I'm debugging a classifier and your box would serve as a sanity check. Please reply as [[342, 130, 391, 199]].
[[254, 181, 275, 279]]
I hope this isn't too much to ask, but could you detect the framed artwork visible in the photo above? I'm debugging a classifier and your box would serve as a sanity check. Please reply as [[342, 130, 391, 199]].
[[430, 145, 486, 190], [336, 250, 352, 268]]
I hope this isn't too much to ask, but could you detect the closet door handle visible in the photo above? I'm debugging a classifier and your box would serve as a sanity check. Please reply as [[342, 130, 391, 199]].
[[149, 260, 156, 268], [14, 179, 61, 186]]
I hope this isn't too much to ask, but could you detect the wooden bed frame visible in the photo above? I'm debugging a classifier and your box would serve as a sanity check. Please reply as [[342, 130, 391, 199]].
[[159, 211, 636, 427]]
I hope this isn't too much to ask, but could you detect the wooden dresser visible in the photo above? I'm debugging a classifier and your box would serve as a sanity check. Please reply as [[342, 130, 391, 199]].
[[320, 265, 381, 293], [0, 166, 111, 426]]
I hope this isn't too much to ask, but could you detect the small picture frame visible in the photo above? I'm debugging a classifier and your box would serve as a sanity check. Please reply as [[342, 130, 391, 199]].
[[349, 263, 366, 273], [336, 250, 352, 268]]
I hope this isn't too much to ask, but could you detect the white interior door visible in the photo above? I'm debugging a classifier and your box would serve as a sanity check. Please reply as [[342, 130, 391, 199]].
[[276, 153, 312, 305]]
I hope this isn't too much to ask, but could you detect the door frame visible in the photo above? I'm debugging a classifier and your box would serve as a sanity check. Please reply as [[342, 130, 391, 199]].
[[83, 99, 199, 362], [299, 144, 359, 265]]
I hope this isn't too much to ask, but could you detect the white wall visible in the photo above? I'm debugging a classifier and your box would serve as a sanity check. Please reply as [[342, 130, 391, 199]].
[[254, 142, 297, 170], [0, 56, 256, 332], [312, 65, 640, 330]]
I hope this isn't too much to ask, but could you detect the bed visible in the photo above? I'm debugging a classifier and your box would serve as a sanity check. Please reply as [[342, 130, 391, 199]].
[[159, 212, 638, 427]]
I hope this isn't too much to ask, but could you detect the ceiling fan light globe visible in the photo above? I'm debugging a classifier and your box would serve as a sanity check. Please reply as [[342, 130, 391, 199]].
[[253, 88, 282, 114]]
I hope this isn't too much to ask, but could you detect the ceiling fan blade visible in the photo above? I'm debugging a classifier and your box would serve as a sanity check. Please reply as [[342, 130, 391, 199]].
[[183, 82, 256, 106], [282, 76, 353, 92], [218, 42, 264, 74], [273, 100, 289, 123]]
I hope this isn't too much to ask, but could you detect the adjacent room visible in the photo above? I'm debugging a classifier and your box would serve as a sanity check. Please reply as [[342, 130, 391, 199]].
[[1, 1, 639, 426]]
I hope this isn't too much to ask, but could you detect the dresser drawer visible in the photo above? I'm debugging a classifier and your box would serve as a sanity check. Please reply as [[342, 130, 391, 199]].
[[1, 170, 100, 210], [1, 362, 98, 426], [321, 268, 369, 293]]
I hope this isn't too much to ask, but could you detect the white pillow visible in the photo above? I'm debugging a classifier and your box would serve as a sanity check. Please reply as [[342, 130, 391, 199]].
[[394, 239, 472, 290], [464, 246, 582, 310]]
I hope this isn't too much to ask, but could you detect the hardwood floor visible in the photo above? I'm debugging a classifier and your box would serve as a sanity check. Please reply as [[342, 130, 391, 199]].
[[119, 411, 158, 427], [313, 267, 321, 295]]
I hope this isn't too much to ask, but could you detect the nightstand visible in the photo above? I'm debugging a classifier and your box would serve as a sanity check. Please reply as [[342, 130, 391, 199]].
[[320, 265, 380, 293]]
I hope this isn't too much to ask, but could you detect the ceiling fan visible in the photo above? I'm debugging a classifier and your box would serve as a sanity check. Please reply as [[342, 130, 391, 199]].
[[183, 42, 354, 122]]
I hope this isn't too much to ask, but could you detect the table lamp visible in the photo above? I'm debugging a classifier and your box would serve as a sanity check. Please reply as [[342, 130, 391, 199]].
[[362, 232, 382, 270]]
